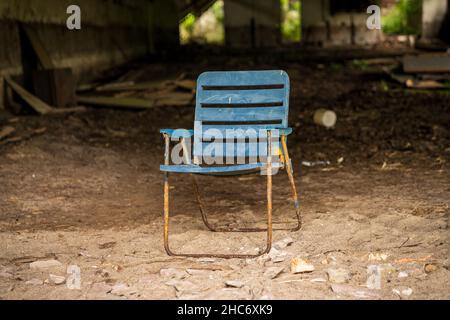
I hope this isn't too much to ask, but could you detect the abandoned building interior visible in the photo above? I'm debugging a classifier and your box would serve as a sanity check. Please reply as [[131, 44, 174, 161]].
[[0, 0, 449, 300]]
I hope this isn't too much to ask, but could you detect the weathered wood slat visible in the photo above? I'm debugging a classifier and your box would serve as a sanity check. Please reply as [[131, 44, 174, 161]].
[[197, 106, 285, 121], [403, 54, 450, 73]]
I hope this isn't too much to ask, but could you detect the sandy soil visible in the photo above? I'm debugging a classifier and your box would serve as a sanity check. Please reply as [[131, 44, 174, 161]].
[[0, 51, 449, 299]]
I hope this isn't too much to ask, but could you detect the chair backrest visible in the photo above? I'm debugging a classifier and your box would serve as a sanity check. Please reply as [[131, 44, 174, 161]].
[[193, 70, 290, 165]]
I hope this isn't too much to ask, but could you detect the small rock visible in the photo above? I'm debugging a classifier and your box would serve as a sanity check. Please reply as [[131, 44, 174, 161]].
[[402, 288, 413, 296], [368, 252, 388, 261], [90, 282, 112, 295], [159, 268, 187, 279], [186, 268, 211, 276], [30, 259, 62, 269], [198, 258, 215, 263], [111, 283, 135, 296], [290, 258, 315, 274], [26, 278, 43, 285], [331, 283, 379, 298], [165, 279, 197, 292], [268, 247, 288, 263], [225, 280, 244, 288], [310, 277, 327, 283], [398, 271, 409, 278], [393, 287, 413, 297], [273, 237, 294, 250], [424, 263, 438, 273], [264, 267, 284, 279], [98, 241, 116, 249], [326, 268, 351, 284], [349, 213, 366, 221], [49, 274, 66, 285]]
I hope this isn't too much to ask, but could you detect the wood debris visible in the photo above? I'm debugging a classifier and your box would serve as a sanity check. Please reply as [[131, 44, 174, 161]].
[[4, 77, 86, 115]]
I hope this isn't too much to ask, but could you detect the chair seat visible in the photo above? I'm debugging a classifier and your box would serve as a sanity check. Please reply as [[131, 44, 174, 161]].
[[160, 162, 283, 175]]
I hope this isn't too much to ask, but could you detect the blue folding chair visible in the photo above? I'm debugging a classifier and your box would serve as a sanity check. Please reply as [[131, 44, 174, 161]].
[[160, 70, 301, 258]]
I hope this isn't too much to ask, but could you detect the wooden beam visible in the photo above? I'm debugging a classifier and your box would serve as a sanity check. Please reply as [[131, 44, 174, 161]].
[[403, 54, 450, 73], [22, 25, 54, 69]]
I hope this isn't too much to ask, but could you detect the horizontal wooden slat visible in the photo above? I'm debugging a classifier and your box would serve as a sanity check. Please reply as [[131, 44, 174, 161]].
[[193, 141, 281, 157], [198, 89, 286, 105], [199, 125, 292, 139], [160, 162, 283, 174], [198, 70, 289, 86], [202, 84, 284, 90], [197, 107, 285, 122]]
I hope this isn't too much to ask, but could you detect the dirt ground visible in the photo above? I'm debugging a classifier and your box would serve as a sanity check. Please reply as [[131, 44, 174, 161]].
[[0, 50, 449, 299]]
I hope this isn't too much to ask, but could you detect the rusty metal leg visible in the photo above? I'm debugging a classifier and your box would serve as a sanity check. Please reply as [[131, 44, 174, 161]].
[[162, 134, 272, 258], [281, 135, 302, 231], [163, 134, 173, 256]]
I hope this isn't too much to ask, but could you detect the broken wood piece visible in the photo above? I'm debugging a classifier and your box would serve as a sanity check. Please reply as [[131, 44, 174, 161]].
[[174, 79, 196, 92], [0, 126, 15, 140], [95, 81, 136, 92], [405, 79, 445, 89], [403, 54, 450, 73], [0, 127, 47, 146], [4, 77, 53, 114], [395, 255, 432, 264], [363, 57, 399, 66], [4, 77, 86, 115]]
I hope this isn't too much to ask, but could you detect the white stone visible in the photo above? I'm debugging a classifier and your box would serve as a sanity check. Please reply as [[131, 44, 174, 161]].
[[26, 278, 43, 285], [159, 268, 187, 279], [290, 258, 315, 274], [402, 288, 413, 296], [273, 237, 294, 250], [264, 267, 284, 279], [331, 283, 380, 298], [30, 259, 62, 269], [327, 268, 351, 284], [398, 271, 409, 278], [49, 274, 66, 285], [225, 280, 244, 288], [111, 283, 135, 296]]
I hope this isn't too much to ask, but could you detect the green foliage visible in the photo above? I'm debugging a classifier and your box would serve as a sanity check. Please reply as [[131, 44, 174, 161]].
[[382, 0, 422, 35], [352, 59, 369, 70], [281, 0, 301, 42], [179, 0, 224, 45]]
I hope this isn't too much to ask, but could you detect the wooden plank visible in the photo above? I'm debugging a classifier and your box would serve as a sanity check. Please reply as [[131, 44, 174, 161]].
[[403, 54, 450, 73], [22, 25, 54, 69], [198, 70, 289, 87], [199, 89, 286, 105], [5, 77, 85, 115], [405, 79, 445, 89], [4, 77, 53, 114], [197, 106, 286, 121], [160, 162, 283, 174]]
